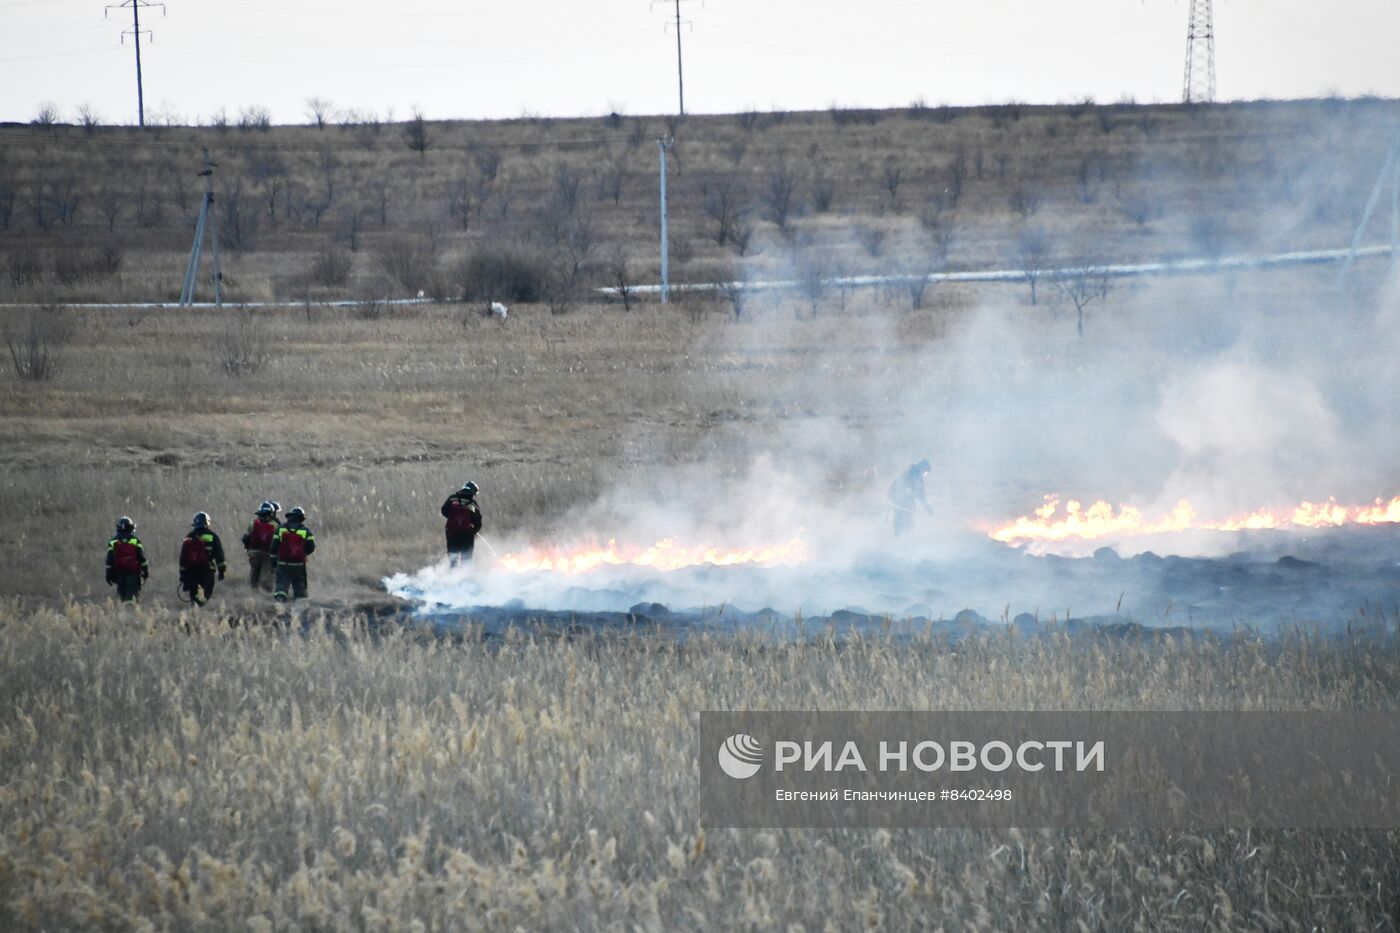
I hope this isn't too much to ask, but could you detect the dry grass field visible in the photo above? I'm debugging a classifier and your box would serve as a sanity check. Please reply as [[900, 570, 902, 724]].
[[2, 605, 1398, 930], [2, 260, 1387, 607], [4, 99, 1400, 929]]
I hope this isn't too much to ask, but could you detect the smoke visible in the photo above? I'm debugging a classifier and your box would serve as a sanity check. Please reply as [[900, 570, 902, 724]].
[[390, 113, 1400, 621]]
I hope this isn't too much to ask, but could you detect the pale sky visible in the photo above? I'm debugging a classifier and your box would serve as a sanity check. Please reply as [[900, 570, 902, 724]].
[[3, 0, 1398, 125]]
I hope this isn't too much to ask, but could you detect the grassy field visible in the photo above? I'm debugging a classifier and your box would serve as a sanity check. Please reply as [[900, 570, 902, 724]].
[[1, 604, 1397, 930], [2, 259, 1388, 607], [4, 99, 1400, 928]]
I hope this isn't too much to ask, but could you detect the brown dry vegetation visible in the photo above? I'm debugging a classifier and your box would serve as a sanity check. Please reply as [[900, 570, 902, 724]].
[[1, 605, 1398, 929], [1, 99, 1398, 305], [3, 101, 1400, 929], [2, 261, 1388, 607]]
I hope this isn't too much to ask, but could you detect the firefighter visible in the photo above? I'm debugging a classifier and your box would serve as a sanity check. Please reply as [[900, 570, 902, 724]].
[[441, 481, 483, 565], [240, 501, 280, 590], [887, 459, 933, 536], [271, 506, 316, 601], [105, 516, 149, 603], [179, 512, 227, 606]]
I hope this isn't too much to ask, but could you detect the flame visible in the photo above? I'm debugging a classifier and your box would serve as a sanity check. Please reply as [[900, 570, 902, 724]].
[[989, 494, 1400, 545], [497, 536, 808, 575]]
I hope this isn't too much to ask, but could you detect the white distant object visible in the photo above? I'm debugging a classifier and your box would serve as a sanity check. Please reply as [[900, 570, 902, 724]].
[[490, 302, 508, 320], [417, 289, 425, 299]]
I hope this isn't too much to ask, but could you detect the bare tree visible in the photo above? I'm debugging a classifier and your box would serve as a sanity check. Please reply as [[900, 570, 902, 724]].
[[249, 154, 287, 227], [945, 146, 968, 207], [881, 158, 903, 204], [369, 175, 392, 227], [544, 214, 598, 314], [316, 150, 338, 207], [446, 175, 489, 231], [219, 185, 258, 251], [340, 200, 371, 251], [404, 108, 430, 162], [899, 232, 950, 311], [96, 187, 124, 231], [46, 177, 83, 226], [471, 144, 501, 182], [5, 306, 68, 382], [732, 221, 755, 258], [1014, 226, 1051, 306], [721, 277, 750, 320], [0, 179, 14, 231], [134, 182, 163, 229], [551, 164, 586, 216], [1050, 262, 1114, 337], [162, 157, 192, 216], [376, 234, 437, 294], [858, 225, 886, 258], [305, 96, 335, 129], [28, 182, 51, 232], [31, 102, 61, 129], [1008, 182, 1044, 220], [238, 106, 271, 131], [597, 152, 627, 205], [309, 240, 353, 287], [702, 176, 747, 246], [795, 251, 829, 318], [1077, 153, 1106, 204], [607, 249, 636, 311], [762, 165, 796, 233], [77, 103, 101, 134]]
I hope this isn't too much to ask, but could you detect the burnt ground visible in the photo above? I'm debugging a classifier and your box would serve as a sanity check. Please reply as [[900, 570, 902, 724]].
[[389, 526, 1400, 642]]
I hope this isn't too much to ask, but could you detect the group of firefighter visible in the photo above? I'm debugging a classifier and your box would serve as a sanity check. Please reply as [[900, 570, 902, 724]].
[[103, 481, 484, 605], [103, 464, 927, 606]]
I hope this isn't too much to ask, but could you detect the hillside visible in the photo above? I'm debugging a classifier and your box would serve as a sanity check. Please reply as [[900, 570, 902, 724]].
[[2, 98, 1398, 306]]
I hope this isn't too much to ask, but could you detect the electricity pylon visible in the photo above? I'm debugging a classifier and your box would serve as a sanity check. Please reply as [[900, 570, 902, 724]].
[[1182, 0, 1216, 104]]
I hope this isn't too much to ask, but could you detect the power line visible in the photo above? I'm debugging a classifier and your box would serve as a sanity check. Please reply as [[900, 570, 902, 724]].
[[1182, 0, 1215, 103], [104, 0, 165, 127], [653, 0, 700, 116]]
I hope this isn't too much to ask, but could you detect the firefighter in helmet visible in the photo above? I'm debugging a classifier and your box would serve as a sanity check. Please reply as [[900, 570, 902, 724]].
[[179, 512, 227, 606], [241, 500, 281, 590], [105, 516, 150, 603], [441, 481, 483, 566], [887, 459, 933, 536], [271, 507, 316, 601]]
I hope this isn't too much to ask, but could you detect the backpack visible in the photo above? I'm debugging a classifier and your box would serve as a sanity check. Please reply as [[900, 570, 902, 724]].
[[445, 499, 478, 536], [111, 538, 142, 575], [278, 528, 308, 563], [180, 535, 210, 569], [247, 517, 276, 551]]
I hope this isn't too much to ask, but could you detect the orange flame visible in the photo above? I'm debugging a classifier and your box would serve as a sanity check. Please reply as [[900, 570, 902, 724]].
[[497, 536, 808, 575], [989, 495, 1400, 545]]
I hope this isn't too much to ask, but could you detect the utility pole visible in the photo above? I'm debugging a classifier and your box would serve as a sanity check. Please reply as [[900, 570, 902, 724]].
[[1182, 0, 1216, 104], [673, 0, 685, 116], [658, 138, 670, 304], [180, 149, 222, 306], [1340, 134, 1400, 280], [105, 0, 165, 128], [652, 0, 698, 116]]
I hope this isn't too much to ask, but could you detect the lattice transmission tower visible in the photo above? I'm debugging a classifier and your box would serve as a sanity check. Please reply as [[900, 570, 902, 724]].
[[1182, 0, 1216, 103]]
